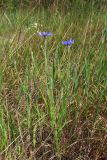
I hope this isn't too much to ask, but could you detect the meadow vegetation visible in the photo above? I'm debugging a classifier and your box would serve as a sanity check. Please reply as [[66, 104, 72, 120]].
[[0, 1, 107, 159]]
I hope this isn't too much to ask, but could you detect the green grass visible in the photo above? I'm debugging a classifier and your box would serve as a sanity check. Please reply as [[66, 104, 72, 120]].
[[0, 5, 107, 159]]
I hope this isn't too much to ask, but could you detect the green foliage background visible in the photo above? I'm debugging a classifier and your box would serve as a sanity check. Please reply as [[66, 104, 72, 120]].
[[0, 0, 106, 10]]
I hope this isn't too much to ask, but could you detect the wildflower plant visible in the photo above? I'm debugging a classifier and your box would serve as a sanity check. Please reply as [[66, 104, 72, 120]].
[[62, 38, 75, 60], [38, 31, 52, 73], [62, 38, 74, 64], [38, 31, 61, 151], [38, 32, 76, 152]]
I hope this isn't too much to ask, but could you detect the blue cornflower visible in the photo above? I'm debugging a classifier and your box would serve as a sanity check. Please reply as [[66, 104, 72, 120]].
[[38, 32, 52, 38], [62, 38, 74, 46]]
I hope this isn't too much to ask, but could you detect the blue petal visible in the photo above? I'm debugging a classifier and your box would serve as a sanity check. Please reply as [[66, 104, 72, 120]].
[[69, 39, 74, 44], [47, 32, 52, 36], [38, 32, 43, 36], [62, 41, 69, 45], [38, 32, 52, 37]]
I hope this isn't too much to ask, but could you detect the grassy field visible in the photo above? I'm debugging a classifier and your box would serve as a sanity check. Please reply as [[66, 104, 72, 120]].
[[0, 4, 107, 160]]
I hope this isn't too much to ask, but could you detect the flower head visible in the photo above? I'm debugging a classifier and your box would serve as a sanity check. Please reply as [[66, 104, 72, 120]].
[[38, 32, 52, 38], [62, 38, 74, 46]]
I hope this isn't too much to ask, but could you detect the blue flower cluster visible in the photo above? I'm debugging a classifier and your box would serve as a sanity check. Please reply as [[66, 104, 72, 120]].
[[38, 32, 74, 47]]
